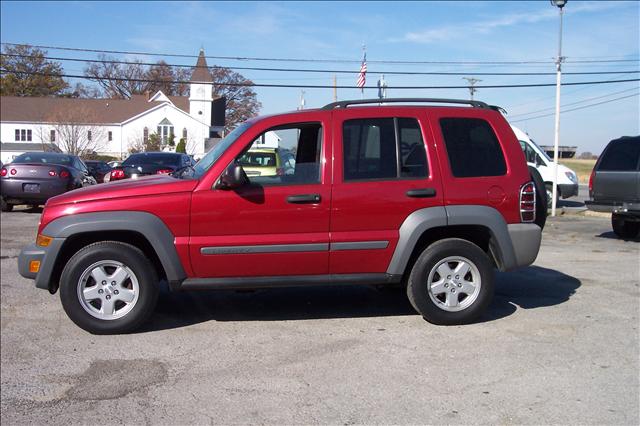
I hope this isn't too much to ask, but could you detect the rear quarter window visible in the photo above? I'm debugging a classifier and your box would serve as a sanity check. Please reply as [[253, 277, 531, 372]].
[[598, 138, 640, 171], [440, 118, 507, 178]]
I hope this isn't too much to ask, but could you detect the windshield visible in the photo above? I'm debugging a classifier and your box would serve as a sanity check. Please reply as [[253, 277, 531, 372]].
[[529, 138, 552, 162], [13, 153, 72, 165], [123, 153, 180, 167], [192, 122, 252, 178]]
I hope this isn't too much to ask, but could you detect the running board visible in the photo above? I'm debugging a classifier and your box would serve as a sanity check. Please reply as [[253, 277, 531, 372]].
[[174, 273, 402, 291]]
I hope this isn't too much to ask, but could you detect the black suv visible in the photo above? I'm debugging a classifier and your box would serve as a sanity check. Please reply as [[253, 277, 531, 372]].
[[586, 136, 640, 238]]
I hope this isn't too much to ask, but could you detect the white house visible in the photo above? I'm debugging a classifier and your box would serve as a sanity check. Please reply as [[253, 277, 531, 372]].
[[0, 49, 224, 164]]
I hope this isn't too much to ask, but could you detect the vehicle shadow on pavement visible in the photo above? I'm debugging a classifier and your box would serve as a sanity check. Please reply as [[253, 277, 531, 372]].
[[596, 231, 640, 242], [140, 265, 581, 332], [482, 266, 581, 322]]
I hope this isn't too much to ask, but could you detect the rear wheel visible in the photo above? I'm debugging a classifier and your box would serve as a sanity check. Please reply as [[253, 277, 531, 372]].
[[1, 198, 13, 212], [59, 241, 159, 334], [528, 166, 547, 230], [612, 214, 640, 239], [407, 238, 494, 325]]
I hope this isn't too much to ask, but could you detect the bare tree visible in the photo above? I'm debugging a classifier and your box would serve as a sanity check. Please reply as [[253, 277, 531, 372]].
[[84, 54, 148, 99], [211, 66, 261, 133], [44, 106, 107, 156]]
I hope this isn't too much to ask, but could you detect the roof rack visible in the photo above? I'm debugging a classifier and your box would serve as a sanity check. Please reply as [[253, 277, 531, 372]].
[[321, 98, 492, 110]]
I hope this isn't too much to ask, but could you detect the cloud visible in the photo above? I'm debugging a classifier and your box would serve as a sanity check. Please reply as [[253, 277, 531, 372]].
[[394, 1, 624, 44]]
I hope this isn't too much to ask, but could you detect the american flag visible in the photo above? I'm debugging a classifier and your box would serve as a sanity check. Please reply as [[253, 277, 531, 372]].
[[357, 52, 367, 90]]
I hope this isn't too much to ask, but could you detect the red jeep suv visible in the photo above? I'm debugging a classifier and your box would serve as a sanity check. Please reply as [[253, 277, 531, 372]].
[[18, 99, 544, 334]]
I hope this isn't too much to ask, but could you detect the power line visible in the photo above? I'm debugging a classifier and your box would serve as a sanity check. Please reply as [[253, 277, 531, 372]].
[[510, 92, 639, 122], [3, 52, 640, 76], [3, 42, 638, 65], [1, 69, 638, 90], [508, 87, 640, 118]]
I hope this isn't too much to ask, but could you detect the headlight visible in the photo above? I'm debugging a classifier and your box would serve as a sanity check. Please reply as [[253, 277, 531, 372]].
[[565, 171, 577, 183]]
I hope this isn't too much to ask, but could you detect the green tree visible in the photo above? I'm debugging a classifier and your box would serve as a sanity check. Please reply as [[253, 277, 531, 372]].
[[145, 133, 162, 152], [175, 138, 187, 154], [0, 44, 69, 96]]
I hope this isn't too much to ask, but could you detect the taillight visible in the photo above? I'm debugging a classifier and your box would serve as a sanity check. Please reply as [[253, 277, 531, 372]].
[[48, 170, 57, 177], [588, 168, 595, 195], [520, 182, 536, 223], [156, 169, 172, 174], [110, 169, 125, 180], [0, 168, 7, 177], [10, 168, 17, 175], [59, 170, 70, 179]]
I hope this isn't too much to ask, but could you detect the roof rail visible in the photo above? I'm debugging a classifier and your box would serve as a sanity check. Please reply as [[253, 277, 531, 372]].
[[321, 98, 492, 110]]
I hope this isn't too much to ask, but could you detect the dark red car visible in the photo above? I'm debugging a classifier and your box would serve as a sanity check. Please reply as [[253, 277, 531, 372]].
[[1, 152, 95, 211], [18, 98, 544, 334]]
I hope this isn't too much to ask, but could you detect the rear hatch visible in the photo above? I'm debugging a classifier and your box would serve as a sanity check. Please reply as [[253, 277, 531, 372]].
[[592, 137, 640, 203]]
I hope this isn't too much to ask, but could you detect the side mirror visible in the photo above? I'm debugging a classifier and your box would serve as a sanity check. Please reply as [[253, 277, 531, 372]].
[[215, 162, 248, 190]]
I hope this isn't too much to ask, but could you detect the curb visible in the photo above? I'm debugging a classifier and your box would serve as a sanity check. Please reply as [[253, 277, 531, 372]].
[[548, 207, 610, 218]]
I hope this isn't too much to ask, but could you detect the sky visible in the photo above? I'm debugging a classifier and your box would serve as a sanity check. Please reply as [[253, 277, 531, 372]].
[[1, 0, 638, 155]]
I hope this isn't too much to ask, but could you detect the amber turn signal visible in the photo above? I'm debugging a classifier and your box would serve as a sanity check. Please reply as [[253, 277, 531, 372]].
[[29, 260, 41, 273], [36, 234, 53, 247]]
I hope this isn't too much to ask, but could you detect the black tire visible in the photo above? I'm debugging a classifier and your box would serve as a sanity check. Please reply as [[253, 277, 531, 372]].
[[1, 198, 13, 212], [612, 214, 640, 239], [407, 238, 495, 325], [528, 166, 547, 230], [545, 183, 559, 210], [59, 241, 159, 334]]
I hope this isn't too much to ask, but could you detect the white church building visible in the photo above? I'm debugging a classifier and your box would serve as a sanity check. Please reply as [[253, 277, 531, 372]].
[[0, 49, 225, 163]]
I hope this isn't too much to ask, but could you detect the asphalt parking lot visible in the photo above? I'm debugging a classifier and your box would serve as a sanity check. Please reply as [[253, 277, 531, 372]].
[[1, 208, 638, 425]]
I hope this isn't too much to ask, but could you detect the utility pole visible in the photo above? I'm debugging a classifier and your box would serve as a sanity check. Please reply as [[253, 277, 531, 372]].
[[551, 0, 567, 217], [463, 77, 482, 100], [333, 75, 337, 102]]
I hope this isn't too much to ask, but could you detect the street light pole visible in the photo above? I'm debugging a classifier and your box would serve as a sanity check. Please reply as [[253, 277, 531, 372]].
[[551, 0, 566, 217]]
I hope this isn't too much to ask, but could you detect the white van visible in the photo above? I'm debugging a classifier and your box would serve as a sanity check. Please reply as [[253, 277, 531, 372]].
[[511, 125, 579, 205]]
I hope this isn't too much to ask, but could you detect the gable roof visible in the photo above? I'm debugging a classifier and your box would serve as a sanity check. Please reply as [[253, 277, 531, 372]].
[[190, 49, 213, 83], [0, 94, 190, 124]]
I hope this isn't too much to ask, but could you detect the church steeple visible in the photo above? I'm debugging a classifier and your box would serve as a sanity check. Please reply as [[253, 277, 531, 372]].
[[190, 49, 213, 83], [189, 49, 213, 127]]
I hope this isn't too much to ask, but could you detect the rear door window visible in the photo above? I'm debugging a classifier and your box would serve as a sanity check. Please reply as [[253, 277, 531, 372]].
[[440, 118, 507, 177], [598, 138, 640, 171], [343, 117, 428, 181]]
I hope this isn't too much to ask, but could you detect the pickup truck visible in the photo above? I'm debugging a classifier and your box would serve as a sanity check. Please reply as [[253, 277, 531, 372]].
[[18, 98, 544, 334]]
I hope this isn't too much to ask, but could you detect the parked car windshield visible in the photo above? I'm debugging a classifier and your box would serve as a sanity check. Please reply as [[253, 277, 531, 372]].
[[239, 151, 277, 167], [192, 122, 252, 178], [122, 153, 181, 167], [12, 152, 73, 166]]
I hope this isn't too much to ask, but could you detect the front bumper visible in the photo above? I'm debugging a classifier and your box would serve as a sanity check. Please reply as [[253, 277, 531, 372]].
[[559, 183, 579, 199], [18, 238, 66, 291]]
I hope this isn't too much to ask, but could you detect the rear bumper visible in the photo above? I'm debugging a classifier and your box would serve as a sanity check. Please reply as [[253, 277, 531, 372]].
[[559, 183, 579, 199], [1, 179, 69, 203], [585, 200, 640, 217], [18, 238, 66, 291], [506, 223, 542, 269]]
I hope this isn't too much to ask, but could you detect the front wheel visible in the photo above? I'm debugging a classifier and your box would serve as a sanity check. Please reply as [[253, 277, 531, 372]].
[[407, 238, 495, 325], [59, 241, 159, 334]]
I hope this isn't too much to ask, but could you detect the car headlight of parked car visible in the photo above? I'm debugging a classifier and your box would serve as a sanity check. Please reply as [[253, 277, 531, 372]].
[[565, 171, 578, 183]]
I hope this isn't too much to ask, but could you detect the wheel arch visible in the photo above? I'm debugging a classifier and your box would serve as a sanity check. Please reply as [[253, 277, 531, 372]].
[[42, 211, 186, 293], [386, 206, 518, 277]]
